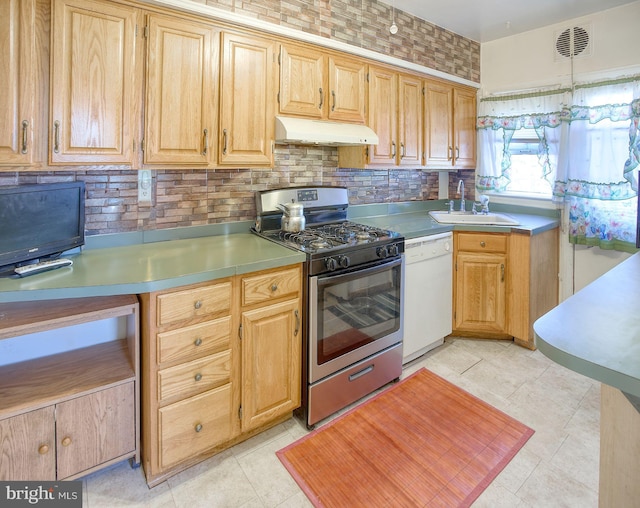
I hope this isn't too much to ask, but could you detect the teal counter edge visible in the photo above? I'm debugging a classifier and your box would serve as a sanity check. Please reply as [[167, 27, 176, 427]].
[[535, 332, 640, 398]]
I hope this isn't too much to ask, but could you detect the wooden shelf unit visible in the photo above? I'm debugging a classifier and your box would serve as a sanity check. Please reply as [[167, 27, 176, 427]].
[[0, 295, 140, 481]]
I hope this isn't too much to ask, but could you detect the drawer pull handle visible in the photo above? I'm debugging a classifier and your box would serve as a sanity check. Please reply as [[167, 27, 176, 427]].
[[271, 284, 278, 292], [38, 444, 49, 455], [61, 437, 72, 447], [194, 337, 202, 346], [194, 300, 202, 310], [195, 423, 203, 433], [194, 373, 202, 382], [480, 241, 486, 247]]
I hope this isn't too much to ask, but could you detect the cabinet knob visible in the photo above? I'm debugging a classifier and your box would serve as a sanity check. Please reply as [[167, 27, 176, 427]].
[[195, 423, 203, 433], [480, 241, 486, 247], [38, 444, 50, 455], [61, 437, 72, 447], [271, 283, 278, 292], [194, 300, 202, 310], [194, 337, 202, 346], [194, 373, 202, 382]]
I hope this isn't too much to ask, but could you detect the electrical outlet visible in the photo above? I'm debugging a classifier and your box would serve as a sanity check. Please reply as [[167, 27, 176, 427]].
[[138, 170, 152, 206]]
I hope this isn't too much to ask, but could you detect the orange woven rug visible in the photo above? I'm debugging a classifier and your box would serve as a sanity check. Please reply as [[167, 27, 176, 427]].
[[277, 368, 534, 507]]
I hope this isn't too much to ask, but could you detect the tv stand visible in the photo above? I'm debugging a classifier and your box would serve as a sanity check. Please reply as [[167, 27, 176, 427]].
[[0, 295, 140, 481]]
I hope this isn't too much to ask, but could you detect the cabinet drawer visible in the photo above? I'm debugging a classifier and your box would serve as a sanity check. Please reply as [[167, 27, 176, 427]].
[[157, 282, 232, 327], [456, 233, 507, 253], [157, 316, 232, 364], [159, 384, 233, 469], [241, 267, 300, 307], [157, 350, 231, 402]]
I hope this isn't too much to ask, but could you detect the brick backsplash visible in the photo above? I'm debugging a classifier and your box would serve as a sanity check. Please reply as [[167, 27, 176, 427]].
[[1, 0, 479, 236]]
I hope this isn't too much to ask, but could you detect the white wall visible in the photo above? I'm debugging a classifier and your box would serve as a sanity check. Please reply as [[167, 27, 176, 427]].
[[481, 2, 640, 94], [480, 1, 640, 297]]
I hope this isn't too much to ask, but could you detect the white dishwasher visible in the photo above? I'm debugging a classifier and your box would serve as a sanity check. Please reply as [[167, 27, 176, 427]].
[[402, 232, 453, 364]]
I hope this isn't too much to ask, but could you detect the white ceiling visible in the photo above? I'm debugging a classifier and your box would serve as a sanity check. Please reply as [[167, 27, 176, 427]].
[[386, 0, 638, 42]]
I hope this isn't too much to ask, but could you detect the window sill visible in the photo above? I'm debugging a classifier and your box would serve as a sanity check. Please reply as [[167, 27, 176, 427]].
[[482, 192, 558, 210]]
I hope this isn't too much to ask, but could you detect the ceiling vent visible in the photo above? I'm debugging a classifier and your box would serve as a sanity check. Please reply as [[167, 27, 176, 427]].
[[554, 24, 592, 61]]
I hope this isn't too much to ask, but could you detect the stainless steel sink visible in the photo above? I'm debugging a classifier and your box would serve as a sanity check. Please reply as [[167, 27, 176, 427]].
[[429, 210, 520, 226]]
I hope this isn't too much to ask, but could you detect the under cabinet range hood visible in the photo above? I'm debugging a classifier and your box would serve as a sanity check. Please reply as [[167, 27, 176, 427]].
[[274, 116, 379, 146]]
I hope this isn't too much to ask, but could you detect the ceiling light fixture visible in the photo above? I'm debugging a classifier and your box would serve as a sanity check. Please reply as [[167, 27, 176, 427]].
[[389, 1, 398, 34]]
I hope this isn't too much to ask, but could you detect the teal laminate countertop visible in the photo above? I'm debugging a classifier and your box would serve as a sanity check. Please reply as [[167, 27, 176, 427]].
[[0, 233, 305, 303], [534, 252, 640, 398], [349, 201, 560, 239], [0, 200, 559, 303]]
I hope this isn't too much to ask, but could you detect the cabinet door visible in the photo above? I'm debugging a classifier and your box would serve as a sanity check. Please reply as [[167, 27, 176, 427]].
[[423, 81, 453, 167], [145, 15, 218, 165], [327, 56, 366, 123], [0, 0, 35, 166], [56, 383, 135, 479], [367, 67, 397, 165], [455, 252, 507, 334], [241, 299, 301, 432], [0, 407, 55, 481], [398, 74, 422, 166], [50, 0, 140, 165], [219, 33, 275, 166], [453, 87, 477, 168], [279, 44, 325, 119]]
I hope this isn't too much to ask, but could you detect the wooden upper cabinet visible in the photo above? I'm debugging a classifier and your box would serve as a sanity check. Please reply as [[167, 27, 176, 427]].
[[368, 67, 397, 165], [327, 56, 367, 123], [278, 44, 325, 119], [453, 86, 477, 169], [144, 15, 219, 166], [49, 0, 141, 166], [342, 67, 421, 168], [0, 0, 35, 166], [219, 32, 276, 167], [278, 44, 366, 124], [424, 80, 476, 169], [423, 81, 453, 167], [398, 74, 423, 166]]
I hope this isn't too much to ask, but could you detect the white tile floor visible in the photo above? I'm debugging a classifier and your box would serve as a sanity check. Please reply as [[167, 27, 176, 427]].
[[82, 337, 600, 507]]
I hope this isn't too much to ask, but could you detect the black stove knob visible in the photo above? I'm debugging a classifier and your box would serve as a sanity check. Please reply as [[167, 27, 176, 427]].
[[376, 246, 389, 259], [338, 256, 350, 269], [325, 257, 338, 271], [388, 244, 399, 257]]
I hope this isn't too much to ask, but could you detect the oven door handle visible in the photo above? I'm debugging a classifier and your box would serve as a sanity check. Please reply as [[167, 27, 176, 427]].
[[316, 256, 402, 286]]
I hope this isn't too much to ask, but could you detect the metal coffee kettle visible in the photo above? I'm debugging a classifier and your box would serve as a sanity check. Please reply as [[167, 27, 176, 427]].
[[277, 201, 306, 232]]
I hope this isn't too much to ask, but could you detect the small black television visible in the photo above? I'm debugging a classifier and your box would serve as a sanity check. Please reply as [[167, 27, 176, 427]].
[[0, 181, 85, 270]]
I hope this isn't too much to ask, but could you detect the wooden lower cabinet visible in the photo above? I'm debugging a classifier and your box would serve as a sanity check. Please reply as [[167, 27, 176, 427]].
[[56, 383, 136, 479], [0, 407, 55, 481], [452, 228, 559, 348], [454, 232, 508, 337], [241, 299, 301, 432], [140, 264, 302, 486]]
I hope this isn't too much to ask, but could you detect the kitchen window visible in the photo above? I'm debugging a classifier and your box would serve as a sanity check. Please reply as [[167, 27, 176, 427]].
[[478, 77, 640, 252]]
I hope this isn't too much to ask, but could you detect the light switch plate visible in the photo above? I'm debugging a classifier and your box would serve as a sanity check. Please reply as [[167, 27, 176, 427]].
[[138, 170, 152, 206]]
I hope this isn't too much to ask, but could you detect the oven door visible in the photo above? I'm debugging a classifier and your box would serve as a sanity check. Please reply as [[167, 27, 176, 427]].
[[309, 256, 404, 383]]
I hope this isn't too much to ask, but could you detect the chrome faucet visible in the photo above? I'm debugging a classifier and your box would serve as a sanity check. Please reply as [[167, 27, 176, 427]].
[[456, 179, 465, 212]]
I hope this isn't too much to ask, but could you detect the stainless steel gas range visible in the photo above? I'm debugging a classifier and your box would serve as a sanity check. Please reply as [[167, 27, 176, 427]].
[[252, 186, 404, 429]]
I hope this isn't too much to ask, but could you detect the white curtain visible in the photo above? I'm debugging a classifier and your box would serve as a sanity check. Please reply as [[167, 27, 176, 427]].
[[476, 89, 570, 191]]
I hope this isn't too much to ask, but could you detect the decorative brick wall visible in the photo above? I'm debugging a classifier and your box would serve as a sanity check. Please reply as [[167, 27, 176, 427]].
[[201, 0, 480, 82], [1, 0, 479, 236]]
